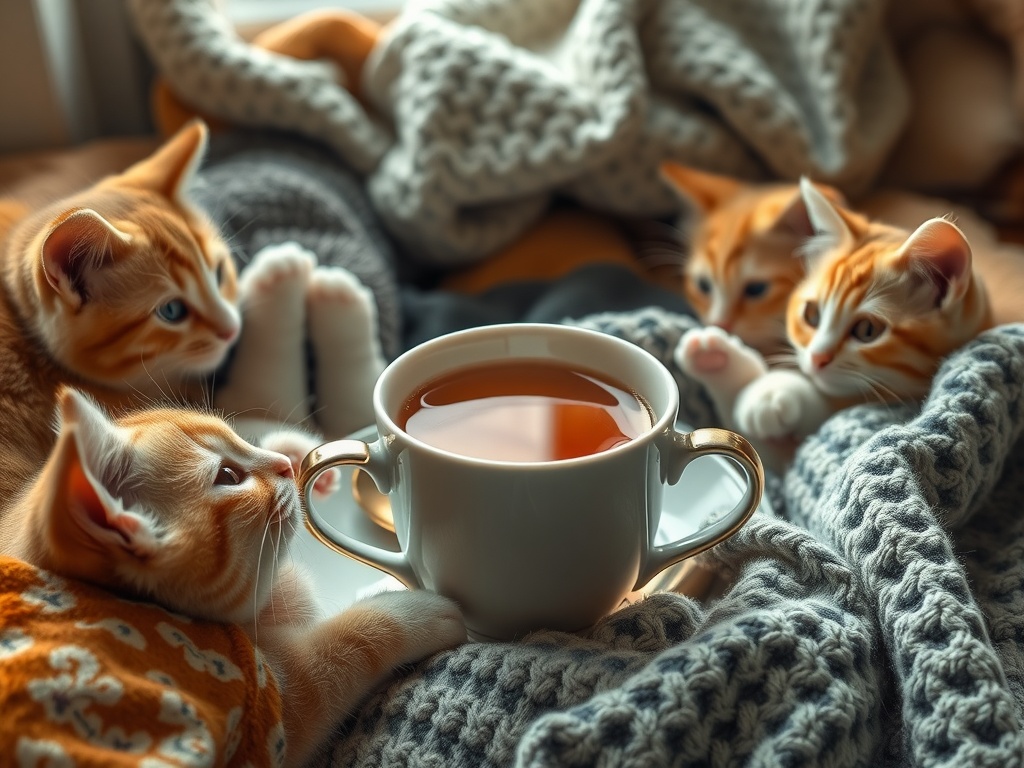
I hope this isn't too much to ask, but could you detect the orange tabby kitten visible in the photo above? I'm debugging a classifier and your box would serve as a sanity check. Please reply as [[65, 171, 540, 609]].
[[675, 178, 993, 469], [0, 120, 239, 507], [662, 161, 1024, 355], [3, 388, 465, 765], [660, 162, 847, 357]]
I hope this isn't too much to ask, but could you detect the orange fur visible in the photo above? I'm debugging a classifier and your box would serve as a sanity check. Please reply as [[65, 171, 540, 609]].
[[786, 187, 992, 403], [0, 120, 239, 516], [3, 389, 464, 765], [663, 162, 1024, 378], [661, 162, 845, 357]]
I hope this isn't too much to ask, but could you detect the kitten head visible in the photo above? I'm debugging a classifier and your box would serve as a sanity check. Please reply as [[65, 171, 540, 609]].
[[14, 387, 299, 625], [661, 162, 845, 356], [13, 120, 239, 395], [786, 178, 988, 399]]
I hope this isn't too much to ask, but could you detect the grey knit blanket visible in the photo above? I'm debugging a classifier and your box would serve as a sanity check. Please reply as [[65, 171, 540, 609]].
[[312, 309, 1024, 768], [127, 0, 909, 265]]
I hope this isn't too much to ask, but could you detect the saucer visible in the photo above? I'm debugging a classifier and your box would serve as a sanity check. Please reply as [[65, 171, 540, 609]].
[[292, 423, 771, 620]]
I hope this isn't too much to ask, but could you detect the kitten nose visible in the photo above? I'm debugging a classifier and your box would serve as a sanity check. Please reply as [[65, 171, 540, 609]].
[[272, 455, 295, 480], [216, 325, 239, 342], [811, 351, 834, 370]]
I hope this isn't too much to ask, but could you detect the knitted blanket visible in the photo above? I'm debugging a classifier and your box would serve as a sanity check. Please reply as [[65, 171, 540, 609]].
[[127, 0, 909, 265], [312, 309, 1024, 768]]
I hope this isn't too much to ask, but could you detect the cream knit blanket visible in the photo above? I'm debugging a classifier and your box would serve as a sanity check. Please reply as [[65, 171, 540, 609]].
[[128, 0, 909, 264]]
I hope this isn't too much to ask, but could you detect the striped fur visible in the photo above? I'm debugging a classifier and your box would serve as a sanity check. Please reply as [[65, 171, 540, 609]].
[[4, 389, 466, 765], [661, 162, 845, 357], [788, 179, 991, 401], [675, 178, 999, 470], [0, 120, 239, 514]]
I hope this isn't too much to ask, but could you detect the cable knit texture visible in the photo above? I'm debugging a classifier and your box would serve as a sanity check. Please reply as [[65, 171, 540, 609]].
[[126, 0, 908, 265], [308, 310, 1024, 768]]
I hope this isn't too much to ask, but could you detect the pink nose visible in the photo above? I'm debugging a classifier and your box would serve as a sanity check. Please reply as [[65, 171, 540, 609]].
[[712, 318, 733, 333], [811, 351, 834, 370], [272, 456, 295, 480], [217, 326, 239, 342]]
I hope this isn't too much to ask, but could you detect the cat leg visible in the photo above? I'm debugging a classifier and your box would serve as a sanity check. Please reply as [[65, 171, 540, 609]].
[[733, 369, 832, 442], [674, 326, 769, 430], [263, 589, 465, 766], [215, 242, 315, 428], [306, 266, 387, 440]]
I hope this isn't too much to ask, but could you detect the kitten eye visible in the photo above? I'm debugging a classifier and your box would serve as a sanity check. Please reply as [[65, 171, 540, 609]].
[[695, 276, 713, 295], [214, 463, 245, 486], [215, 261, 227, 286], [851, 317, 885, 343], [156, 299, 189, 324], [743, 281, 769, 299], [803, 301, 820, 328]]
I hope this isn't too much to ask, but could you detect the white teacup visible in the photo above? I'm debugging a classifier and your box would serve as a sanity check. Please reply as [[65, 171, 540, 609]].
[[299, 323, 763, 641]]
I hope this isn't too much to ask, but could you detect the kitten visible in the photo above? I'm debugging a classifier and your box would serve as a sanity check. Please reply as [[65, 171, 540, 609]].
[[676, 178, 993, 470], [0, 119, 238, 509], [662, 161, 1024, 355], [2, 387, 466, 766], [660, 161, 846, 358]]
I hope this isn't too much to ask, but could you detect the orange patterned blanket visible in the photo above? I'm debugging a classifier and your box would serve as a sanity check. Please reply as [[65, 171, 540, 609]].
[[0, 556, 283, 767]]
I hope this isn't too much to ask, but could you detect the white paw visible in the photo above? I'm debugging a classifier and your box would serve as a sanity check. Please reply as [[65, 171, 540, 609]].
[[675, 326, 767, 381], [239, 242, 316, 300], [307, 266, 376, 316], [736, 386, 802, 439], [367, 589, 466, 660], [733, 370, 823, 440]]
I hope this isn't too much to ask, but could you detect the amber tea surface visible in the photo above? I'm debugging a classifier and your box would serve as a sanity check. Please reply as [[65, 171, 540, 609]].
[[397, 360, 653, 461]]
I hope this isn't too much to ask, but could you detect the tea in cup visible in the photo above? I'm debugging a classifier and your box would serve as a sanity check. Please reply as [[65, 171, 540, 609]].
[[299, 323, 763, 641]]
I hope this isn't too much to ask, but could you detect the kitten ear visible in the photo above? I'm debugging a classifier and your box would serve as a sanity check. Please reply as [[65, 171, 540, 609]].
[[41, 209, 132, 309], [798, 177, 854, 261], [894, 218, 974, 310], [54, 389, 159, 561], [769, 183, 846, 239], [659, 162, 742, 212], [120, 118, 208, 204]]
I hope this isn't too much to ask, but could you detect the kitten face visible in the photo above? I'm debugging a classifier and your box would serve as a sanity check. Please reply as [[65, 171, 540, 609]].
[[23, 121, 239, 394], [661, 163, 840, 356], [787, 179, 982, 400], [20, 389, 300, 625]]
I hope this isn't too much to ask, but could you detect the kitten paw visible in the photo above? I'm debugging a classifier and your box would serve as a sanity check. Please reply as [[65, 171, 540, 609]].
[[675, 326, 768, 386], [367, 589, 467, 661], [307, 265, 376, 316], [733, 370, 823, 441], [239, 242, 316, 302]]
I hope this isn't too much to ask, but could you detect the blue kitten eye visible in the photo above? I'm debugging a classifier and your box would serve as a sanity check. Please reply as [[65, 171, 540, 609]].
[[743, 281, 769, 298], [215, 261, 227, 286], [695, 276, 713, 295], [851, 317, 885, 342], [803, 301, 820, 328], [156, 299, 188, 324]]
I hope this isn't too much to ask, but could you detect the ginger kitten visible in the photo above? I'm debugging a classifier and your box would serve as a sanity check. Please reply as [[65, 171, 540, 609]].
[[660, 162, 846, 357], [676, 179, 993, 469], [3, 388, 465, 765], [0, 120, 238, 508]]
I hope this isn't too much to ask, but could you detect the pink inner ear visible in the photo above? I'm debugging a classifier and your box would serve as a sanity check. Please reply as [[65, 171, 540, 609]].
[[905, 221, 972, 308], [69, 459, 134, 547], [41, 211, 120, 302]]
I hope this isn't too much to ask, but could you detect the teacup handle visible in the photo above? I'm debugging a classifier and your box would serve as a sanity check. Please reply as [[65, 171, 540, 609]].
[[298, 439, 419, 590], [636, 427, 764, 590]]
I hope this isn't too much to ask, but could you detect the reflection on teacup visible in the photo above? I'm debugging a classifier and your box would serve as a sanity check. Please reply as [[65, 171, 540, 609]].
[[300, 323, 763, 642]]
